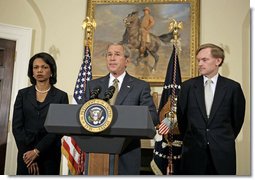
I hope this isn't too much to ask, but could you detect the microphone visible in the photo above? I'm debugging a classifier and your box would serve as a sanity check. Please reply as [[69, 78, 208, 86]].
[[103, 86, 115, 101], [90, 86, 101, 99]]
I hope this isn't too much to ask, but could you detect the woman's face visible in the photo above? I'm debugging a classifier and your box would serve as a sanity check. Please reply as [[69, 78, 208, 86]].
[[32, 58, 52, 83]]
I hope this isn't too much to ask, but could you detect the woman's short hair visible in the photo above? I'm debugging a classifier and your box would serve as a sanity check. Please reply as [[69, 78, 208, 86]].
[[27, 52, 57, 85]]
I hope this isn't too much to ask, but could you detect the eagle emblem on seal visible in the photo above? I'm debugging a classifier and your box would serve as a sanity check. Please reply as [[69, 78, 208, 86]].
[[88, 107, 105, 125]]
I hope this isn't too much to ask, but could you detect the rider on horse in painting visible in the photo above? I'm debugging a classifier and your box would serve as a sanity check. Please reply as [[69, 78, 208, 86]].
[[140, 7, 155, 57]]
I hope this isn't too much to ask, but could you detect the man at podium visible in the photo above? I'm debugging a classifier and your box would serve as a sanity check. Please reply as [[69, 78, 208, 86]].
[[84, 42, 158, 175]]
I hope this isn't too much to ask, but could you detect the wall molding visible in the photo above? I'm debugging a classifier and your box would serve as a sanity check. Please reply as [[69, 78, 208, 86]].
[[0, 23, 32, 175]]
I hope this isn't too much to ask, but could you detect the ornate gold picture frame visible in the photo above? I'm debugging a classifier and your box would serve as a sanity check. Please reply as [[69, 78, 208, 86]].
[[86, 0, 200, 85]]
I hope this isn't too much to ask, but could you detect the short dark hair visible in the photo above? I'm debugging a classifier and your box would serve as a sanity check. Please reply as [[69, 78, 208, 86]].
[[196, 43, 225, 66], [106, 42, 131, 58], [27, 52, 57, 85]]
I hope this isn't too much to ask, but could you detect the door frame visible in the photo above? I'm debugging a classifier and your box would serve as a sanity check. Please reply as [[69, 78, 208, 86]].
[[0, 23, 32, 175]]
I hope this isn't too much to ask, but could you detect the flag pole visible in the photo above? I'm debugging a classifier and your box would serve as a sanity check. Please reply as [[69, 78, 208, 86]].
[[166, 19, 183, 175]]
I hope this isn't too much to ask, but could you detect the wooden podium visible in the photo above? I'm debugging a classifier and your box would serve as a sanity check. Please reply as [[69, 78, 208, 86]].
[[44, 104, 156, 175]]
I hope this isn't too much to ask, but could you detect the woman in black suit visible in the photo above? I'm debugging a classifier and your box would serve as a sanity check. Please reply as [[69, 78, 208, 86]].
[[12, 52, 69, 175]]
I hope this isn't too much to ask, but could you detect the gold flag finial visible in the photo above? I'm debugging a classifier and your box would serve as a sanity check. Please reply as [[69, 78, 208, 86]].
[[82, 16, 96, 47], [169, 19, 183, 53], [169, 19, 183, 42]]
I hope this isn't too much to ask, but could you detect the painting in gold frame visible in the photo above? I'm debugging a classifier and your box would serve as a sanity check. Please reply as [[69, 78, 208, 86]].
[[86, 0, 200, 86]]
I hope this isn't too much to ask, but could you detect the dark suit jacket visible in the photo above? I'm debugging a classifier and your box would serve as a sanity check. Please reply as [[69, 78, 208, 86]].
[[177, 75, 245, 175], [12, 85, 69, 175], [84, 73, 158, 175]]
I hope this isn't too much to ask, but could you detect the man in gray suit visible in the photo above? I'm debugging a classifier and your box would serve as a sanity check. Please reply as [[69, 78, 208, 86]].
[[177, 43, 245, 174], [84, 42, 158, 175]]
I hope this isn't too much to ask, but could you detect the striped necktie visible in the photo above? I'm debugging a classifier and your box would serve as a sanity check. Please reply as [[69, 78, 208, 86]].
[[109, 79, 119, 105]]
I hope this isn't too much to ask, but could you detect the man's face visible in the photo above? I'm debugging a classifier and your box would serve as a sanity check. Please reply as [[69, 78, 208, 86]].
[[144, 10, 149, 14], [197, 48, 222, 78], [106, 44, 128, 77]]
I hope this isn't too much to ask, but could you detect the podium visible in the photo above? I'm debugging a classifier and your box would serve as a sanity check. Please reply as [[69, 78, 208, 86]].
[[44, 104, 156, 175]]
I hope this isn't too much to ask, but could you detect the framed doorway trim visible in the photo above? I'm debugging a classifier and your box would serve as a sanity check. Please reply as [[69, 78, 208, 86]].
[[0, 23, 32, 175]]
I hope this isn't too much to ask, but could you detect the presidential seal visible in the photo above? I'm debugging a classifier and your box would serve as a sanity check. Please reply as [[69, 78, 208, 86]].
[[79, 99, 113, 133]]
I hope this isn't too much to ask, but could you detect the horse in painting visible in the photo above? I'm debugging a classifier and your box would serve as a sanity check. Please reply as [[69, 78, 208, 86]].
[[122, 11, 173, 71]]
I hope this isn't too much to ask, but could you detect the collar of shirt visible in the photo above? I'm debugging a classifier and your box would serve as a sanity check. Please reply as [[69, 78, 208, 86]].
[[109, 71, 126, 91], [203, 73, 219, 95]]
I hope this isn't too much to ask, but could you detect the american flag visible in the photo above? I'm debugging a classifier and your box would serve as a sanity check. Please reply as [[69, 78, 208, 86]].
[[73, 46, 92, 104], [159, 117, 171, 135], [61, 45, 92, 175], [61, 136, 85, 175]]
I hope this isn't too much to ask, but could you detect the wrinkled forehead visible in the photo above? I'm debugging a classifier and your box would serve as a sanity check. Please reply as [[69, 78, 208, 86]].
[[196, 48, 213, 59], [197, 48, 211, 55], [107, 44, 124, 53]]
